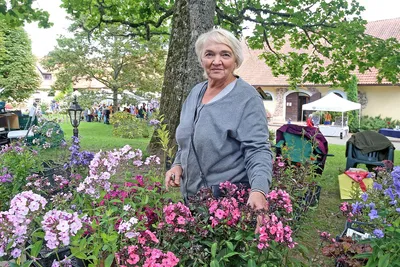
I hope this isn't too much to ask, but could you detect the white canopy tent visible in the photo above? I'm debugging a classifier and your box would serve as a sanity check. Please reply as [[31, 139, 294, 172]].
[[302, 93, 361, 127]]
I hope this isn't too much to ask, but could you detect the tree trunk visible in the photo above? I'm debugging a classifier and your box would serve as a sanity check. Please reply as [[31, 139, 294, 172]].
[[112, 87, 119, 113], [148, 0, 215, 154]]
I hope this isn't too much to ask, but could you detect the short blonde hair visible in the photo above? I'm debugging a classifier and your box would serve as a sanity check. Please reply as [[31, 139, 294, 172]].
[[195, 28, 243, 69]]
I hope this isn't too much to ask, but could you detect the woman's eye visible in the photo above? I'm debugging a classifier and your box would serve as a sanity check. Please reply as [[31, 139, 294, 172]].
[[204, 52, 214, 57], [222, 53, 231, 58]]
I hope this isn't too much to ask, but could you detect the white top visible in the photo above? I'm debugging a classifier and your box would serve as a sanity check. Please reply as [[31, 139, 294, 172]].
[[29, 106, 37, 117]]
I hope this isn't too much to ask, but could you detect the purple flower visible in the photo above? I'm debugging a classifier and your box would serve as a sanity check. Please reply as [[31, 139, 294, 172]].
[[384, 188, 397, 205], [361, 193, 368, 202], [369, 209, 379, 220], [351, 202, 363, 215], [373, 229, 384, 238], [368, 202, 376, 209], [373, 182, 383, 191]]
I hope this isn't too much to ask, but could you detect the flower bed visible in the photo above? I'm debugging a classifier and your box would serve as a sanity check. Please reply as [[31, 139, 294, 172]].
[[0, 137, 330, 266]]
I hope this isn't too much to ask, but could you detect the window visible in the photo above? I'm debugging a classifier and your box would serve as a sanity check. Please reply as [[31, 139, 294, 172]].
[[256, 87, 273, 101], [43, 74, 52, 80]]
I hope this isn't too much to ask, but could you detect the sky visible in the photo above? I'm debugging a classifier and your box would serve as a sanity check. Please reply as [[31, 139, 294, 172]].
[[24, 0, 400, 57]]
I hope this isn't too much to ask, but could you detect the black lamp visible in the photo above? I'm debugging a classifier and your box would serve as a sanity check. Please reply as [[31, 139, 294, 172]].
[[67, 95, 83, 137]]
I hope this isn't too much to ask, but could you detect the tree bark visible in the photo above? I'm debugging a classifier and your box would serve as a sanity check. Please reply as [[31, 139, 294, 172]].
[[112, 87, 119, 113], [148, 0, 215, 154]]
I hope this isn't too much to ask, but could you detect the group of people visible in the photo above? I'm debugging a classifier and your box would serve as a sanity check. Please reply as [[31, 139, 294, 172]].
[[123, 103, 155, 119], [83, 104, 112, 124]]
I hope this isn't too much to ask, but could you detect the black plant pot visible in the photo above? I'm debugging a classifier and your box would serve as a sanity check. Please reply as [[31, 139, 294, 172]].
[[304, 185, 321, 207], [27, 245, 85, 267]]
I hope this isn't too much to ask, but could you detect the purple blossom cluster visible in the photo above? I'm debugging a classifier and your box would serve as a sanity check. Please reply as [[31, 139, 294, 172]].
[[77, 145, 160, 198], [0, 167, 13, 183], [149, 119, 160, 126], [64, 136, 94, 170], [51, 256, 72, 267], [41, 210, 83, 249], [338, 165, 400, 239], [0, 191, 47, 258]]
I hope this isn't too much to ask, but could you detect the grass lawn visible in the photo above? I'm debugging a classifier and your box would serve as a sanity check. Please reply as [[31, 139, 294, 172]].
[[52, 121, 400, 264], [60, 121, 151, 152]]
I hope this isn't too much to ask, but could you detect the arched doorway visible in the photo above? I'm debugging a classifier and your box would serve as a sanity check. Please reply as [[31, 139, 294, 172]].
[[285, 92, 312, 121]]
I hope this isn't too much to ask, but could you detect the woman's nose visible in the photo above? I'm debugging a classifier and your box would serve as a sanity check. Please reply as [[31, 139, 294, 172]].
[[212, 55, 222, 64]]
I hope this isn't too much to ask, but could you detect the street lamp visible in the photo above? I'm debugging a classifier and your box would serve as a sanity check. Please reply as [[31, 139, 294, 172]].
[[67, 95, 83, 137]]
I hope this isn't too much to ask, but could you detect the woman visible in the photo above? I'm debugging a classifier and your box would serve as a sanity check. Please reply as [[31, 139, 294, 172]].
[[306, 114, 314, 127], [165, 29, 273, 210]]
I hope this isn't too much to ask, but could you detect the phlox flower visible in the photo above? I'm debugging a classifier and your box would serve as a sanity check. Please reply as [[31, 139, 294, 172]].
[[368, 209, 379, 220], [41, 210, 82, 249], [373, 229, 384, 238]]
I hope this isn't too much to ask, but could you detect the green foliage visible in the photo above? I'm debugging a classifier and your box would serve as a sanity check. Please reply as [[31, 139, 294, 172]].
[[0, 0, 52, 28], [344, 75, 360, 132], [0, 23, 39, 102], [360, 115, 400, 131], [42, 26, 167, 110], [155, 115, 176, 171], [109, 112, 153, 139], [0, 142, 41, 209]]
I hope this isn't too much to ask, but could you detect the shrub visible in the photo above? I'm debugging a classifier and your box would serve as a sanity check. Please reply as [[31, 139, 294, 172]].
[[110, 112, 153, 138]]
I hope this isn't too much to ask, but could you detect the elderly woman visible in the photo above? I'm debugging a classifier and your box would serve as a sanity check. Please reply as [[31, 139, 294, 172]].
[[165, 28, 273, 210]]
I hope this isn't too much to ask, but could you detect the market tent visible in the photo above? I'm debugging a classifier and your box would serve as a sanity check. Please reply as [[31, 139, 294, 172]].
[[302, 93, 361, 126]]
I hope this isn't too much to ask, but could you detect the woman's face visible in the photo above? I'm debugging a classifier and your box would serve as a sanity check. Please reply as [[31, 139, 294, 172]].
[[201, 41, 236, 82]]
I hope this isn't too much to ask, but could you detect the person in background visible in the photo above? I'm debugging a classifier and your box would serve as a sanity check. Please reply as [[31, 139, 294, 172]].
[[324, 112, 332, 125], [164, 28, 273, 215], [306, 114, 314, 127]]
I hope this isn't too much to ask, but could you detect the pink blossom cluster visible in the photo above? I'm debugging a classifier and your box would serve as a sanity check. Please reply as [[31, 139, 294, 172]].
[[162, 202, 194, 232], [0, 191, 47, 258], [257, 214, 296, 249], [266, 189, 293, 213], [218, 181, 250, 203], [115, 245, 179, 267], [208, 197, 241, 228], [340, 202, 354, 217], [41, 210, 83, 249]]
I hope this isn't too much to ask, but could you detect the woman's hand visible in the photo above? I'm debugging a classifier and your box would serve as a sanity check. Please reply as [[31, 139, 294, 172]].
[[165, 165, 183, 190], [247, 191, 269, 233]]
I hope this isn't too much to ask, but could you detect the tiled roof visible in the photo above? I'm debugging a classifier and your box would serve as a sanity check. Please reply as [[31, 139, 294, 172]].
[[73, 77, 108, 89], [236, 18, 400, 86]]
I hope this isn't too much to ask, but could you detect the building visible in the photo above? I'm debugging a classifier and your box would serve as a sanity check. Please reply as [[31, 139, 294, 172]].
[[236, 17, 400, 122]]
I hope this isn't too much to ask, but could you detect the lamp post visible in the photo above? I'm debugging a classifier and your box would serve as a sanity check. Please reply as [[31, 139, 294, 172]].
[[67, 95, 83, 138]]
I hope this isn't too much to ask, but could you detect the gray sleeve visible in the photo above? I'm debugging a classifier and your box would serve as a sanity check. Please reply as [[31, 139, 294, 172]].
[[172, 147, 182, 167], [236, 96, 273, 194]]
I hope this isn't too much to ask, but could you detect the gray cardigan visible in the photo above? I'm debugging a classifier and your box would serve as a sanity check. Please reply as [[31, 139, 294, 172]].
[[173, 78, 273, 199]]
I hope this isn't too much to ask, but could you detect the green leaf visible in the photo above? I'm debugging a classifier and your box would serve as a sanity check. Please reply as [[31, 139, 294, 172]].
[[21, 261, 33, 267], [70, 246, 87, 259], [31, 231, 45, 238], [210, 260, 220, 267], [248, 259, 256, 267], [30, 240, 43, 258], [211, 242, 218, 258], [226, 241, 234, 251], [378, 254, 390, 267], [105, 254, 115, 267]]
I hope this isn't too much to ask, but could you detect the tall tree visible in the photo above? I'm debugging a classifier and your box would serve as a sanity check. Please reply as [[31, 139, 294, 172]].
[[0, 23, 39, 101], [42, 27, 167, 112], [60, 0, 400, 150], [0, 0, 52, 28]]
